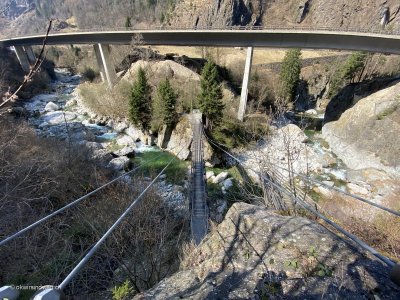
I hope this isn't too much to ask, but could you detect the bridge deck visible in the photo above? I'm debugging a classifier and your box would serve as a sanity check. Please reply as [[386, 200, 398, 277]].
[[2, 29, 400, 54], [190, 112, 208, 245]]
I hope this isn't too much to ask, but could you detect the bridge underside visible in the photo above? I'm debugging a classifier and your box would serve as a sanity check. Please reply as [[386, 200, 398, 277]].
[[4, 29, 400, 120], [2, 30, 400, 54]]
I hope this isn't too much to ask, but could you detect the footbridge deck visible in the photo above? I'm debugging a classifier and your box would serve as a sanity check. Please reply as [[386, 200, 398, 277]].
[[190, 111, 208, 245]]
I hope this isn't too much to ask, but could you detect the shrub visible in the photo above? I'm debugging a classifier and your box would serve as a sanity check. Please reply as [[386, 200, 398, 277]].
[[82, 66, 98, 82], [112, 280, 135, 300]]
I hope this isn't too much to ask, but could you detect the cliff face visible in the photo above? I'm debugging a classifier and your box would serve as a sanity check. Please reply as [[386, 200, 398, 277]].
[[322, 81, 400, 178], [170, 0, 264, 28], [134, 203, 400, 299], [170, 0, 400, 32]]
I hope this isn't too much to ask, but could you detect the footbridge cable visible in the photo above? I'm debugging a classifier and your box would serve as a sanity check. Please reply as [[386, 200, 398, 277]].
[[259, 157, 400, 217], [27, 149, 183, 299], [204, 133, 397, 268], [0, 152, 167, 247]]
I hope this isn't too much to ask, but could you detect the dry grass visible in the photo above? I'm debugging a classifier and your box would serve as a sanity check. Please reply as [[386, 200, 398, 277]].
[[318, 190, 400, 262], [152, 46, 348, 67], [0, 119, 188, 298], [78, 80, 132, 119]]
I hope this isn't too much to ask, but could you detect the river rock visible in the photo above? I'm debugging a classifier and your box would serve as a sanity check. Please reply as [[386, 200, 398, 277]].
[[206, 171, 215, 180], [44, 101, 60, 112], [213, 172, 229, 184], [116, 135, 135, 147], [322, 81, 400, 178], [114, 121, 128, 133], [65, 98, 77, 107], [125, 126, 142, 142], [45, 122, 95, 142], [113, 146, 136, 158], [222, 178, 233, 190], [347, 183, 370, 196], [42, 111, 77, 125], [305, 109, 318, 115], [108, 156, 131, 171], [82, 141, 103, 152], [91, 149, 113, 166]]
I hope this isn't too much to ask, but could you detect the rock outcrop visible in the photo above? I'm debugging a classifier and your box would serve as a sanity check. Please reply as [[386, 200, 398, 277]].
[[170, 0, 264, 28], [322, 81, 400, 177], [134, 203, 400, 299], [171, 0, 400, 33], [161, 114, 218, 165], [243, 124, 337, 181]]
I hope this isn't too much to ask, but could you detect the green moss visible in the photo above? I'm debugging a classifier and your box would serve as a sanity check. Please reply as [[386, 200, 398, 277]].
[[133, 151, 188, 185]]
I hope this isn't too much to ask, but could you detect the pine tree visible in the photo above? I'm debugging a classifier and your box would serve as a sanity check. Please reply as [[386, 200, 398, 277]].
[[129, 67, 152, 131], [198, 60, 224, 129], [156, 78, 178, 127], [125, 16, 132, 28], [279, 49, 302, 104]]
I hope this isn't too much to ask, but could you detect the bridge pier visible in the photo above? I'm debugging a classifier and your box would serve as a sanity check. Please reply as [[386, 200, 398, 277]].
[[25, 45, 37, 64], [93, 43, 116, 88], [14, 45, 31, 72], [237, 47, 254, 121]]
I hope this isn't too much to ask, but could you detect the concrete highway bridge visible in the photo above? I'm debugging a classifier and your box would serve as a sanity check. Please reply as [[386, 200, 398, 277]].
[[1, 27, 400, 120]]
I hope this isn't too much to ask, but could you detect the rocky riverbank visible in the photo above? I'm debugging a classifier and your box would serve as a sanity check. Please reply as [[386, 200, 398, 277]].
[[16, 68, 189, 213]]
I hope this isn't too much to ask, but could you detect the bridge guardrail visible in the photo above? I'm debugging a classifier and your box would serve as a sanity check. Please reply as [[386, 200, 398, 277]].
[[2, 24, 399, 40]]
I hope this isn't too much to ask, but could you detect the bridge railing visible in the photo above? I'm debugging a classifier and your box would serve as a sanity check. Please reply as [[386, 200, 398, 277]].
[[2, 24, 399, 40]]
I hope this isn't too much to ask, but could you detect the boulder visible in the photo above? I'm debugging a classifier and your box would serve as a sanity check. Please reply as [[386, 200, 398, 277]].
[[166, 115, 192, 160], [82, 141, 103, 152], [116, 135, 135, 147], [44, 101, 60, 112], [222, 178, 234, 190], [206, 171, 215, 180], [135, 203, 400, 299], [113, 146, 136, 158], [125, 126, 143, 142], [213, 172, 229, 184], [86, 148, 113, 166], [65, 98, 77, 107], [305, 109, 318, 115], [107, 156, 131, 171], [157, 125, 174, 149], [322, 81, 400, 177], [347, 183, 370, 196], [42, 111, 77, 125], [45, 122, 95, 142], [114, 121, 128, 133]]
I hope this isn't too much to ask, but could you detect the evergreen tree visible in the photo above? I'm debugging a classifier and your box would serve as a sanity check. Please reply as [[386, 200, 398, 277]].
[[125, 16, 132, 28], [198, 60, 224, 129], [279, 49, 302, 104], [129, 67, 152, 131], [327, 51, 369, 98], [156, 78, 178, 127]]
